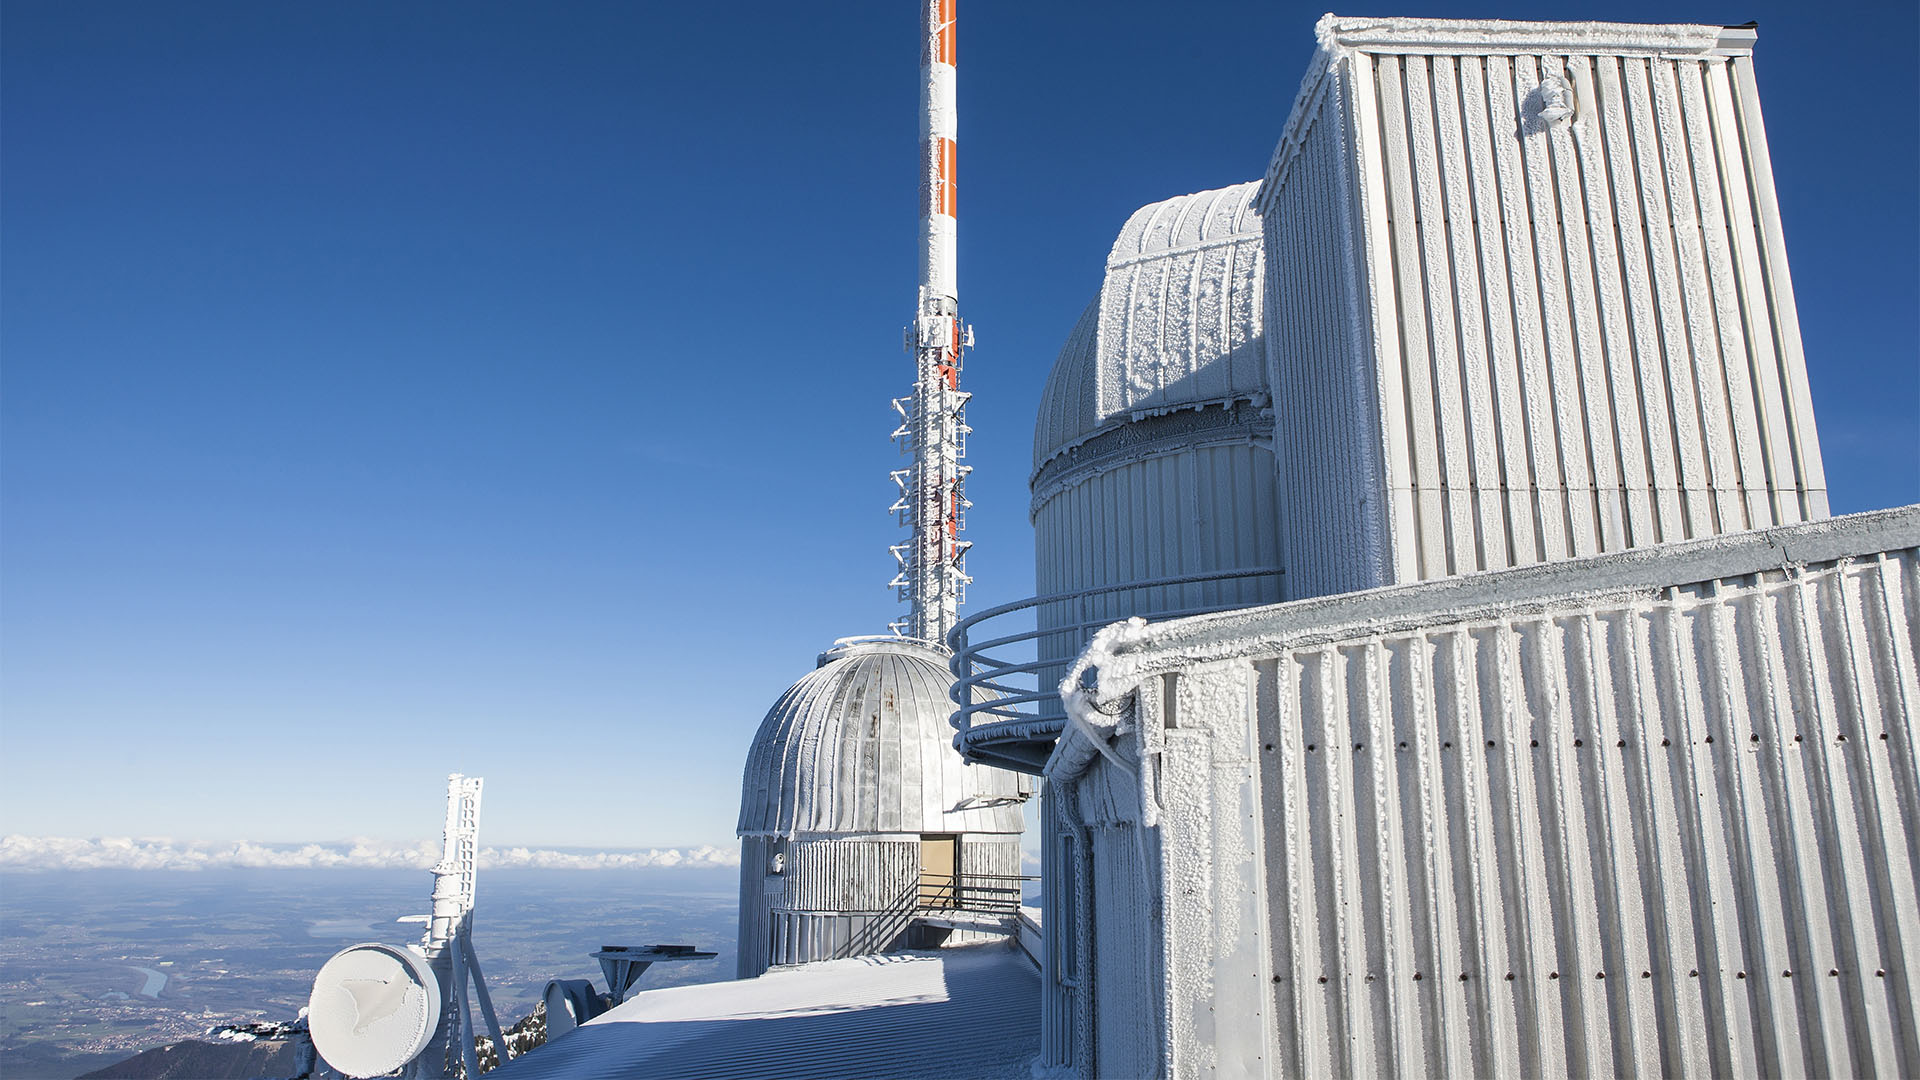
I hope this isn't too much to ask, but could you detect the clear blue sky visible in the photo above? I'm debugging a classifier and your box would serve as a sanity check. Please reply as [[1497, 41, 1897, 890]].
[[4, 2, 1914, 850]]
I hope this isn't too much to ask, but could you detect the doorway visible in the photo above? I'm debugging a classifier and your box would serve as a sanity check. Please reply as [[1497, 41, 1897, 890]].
[[919, 834, 958, 909]]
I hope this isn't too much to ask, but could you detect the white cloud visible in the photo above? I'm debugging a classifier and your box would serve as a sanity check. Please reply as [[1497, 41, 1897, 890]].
[[0, 835, 740, 872]]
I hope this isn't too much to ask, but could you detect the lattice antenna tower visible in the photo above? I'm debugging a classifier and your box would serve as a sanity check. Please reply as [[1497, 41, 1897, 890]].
[[415, 773, 507, 1079], [890, 0, 973, 646]]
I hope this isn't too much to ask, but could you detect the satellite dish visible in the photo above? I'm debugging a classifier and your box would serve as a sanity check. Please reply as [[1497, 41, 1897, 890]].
[[307, 942, 442, 1079]]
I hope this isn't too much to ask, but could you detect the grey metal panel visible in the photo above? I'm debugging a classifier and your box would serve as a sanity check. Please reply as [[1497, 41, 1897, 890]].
[[959, 834, 1022, 880], [1261, 61, 1395, 602], [1032, 182, 1269, 477], [737, 639, 1026, 838], [767, 912, 912, 971], [1259, 24, 1828, 599], [1067, 505, 1920, 1079], [1031, 441, 1285, 692], [738, 837, 774, 978], [1090, 823, 1156, 1080], [779, 839, 919, 914]]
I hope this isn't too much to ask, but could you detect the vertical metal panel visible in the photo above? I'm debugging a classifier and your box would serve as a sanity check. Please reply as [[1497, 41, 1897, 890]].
[[1059, 507, 1920, 1076], [737, 837, 774, 979], [1078, 509, 1919, 1078], [1728, 56, 1827, 519], [1262, 37, 1829, 599], [1090, 823, 1155, 1078], [1354, 47, 1829, 571], [1262, 66, 1393, 602], [781, 839, 919, 913], [959, 834, 1022, 880], [1032, 440, 1284, 684]]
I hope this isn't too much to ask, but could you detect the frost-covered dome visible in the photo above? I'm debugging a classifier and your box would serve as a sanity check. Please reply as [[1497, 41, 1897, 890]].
[[1032, 180, 1268, 480], [737, 639, 1026, 838]]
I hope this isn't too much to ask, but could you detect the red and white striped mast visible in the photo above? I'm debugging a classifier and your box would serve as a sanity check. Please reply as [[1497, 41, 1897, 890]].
[[891, 0, 972, 645]]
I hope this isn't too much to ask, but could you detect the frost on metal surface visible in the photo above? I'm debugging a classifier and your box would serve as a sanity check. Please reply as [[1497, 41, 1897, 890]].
[[1259, 14, 1825, 602], [1032, 182, 1268, 477], [965, 181, 1279, 776], [1046, 505, 1920, 1078], [735, 638, 1027, 978]]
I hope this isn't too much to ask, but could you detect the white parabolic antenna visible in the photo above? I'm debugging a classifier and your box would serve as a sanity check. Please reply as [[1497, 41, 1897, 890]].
[[308, 942, 443, 1079]]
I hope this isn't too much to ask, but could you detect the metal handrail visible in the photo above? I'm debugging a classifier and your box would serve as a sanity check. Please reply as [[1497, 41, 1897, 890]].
[[946, 567, 1284, 766], [916, 872, 1035, 916]]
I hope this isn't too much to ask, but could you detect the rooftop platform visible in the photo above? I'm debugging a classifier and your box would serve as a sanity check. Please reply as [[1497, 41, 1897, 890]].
[[490, 946, 1039, 1079]]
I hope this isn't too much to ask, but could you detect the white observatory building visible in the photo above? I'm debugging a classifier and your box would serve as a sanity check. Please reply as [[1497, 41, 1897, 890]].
[[735, 637, 1026, 977], [497, 11, 1918, 1080], [950, 15, 1917, 1080]]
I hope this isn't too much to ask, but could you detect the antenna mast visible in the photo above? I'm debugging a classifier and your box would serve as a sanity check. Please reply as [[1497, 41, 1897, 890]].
[[418, 774, 506, 1079], [891, 0, 972, 646]]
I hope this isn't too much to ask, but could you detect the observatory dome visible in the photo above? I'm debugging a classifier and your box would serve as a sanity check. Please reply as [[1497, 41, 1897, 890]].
[[1031, 179, 1269, 485], [1018, 181, 1284, 752], [737, 638, 1025, 837]]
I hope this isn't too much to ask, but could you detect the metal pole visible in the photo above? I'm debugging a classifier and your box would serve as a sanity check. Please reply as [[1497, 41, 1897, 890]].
[[893, 0, 971, 645], [465, 947, 508, 1064]]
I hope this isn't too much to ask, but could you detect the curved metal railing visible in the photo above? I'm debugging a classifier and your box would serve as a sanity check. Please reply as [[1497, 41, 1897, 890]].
[[947, 567, 1283, 773]]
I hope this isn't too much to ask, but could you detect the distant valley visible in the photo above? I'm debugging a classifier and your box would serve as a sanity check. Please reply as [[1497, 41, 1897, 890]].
[[0, 867, 739, 1079]]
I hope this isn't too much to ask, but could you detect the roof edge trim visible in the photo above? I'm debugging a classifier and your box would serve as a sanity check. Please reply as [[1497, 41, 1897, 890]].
[[1317, 14, 1730, 57], [1258, 14, 1747, 211], [1077, 504, 1920, 726]]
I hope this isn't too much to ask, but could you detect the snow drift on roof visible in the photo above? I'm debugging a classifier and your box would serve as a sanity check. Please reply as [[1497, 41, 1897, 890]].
[[489, 947, 1040, 1079]]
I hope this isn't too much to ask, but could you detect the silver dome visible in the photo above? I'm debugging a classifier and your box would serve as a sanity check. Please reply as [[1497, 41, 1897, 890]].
[[1032, 180, 1269, 478], [737, 639, 1027, 838]]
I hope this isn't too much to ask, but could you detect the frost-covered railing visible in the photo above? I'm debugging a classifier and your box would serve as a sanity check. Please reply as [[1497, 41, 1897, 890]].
[[916, 872, 1032, 916], [947, 567, 1282, 773]]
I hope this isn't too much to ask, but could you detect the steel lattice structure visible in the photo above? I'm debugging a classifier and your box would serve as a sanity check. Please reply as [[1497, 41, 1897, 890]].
[[890, 0, 972, 646]]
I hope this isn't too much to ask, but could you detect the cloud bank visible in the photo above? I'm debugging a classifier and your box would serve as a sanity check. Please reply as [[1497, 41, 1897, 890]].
[[0, 835, 739, 872]]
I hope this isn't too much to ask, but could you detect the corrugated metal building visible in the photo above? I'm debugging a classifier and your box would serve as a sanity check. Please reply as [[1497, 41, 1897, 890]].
[[1046, 505, 1920, 1078], [737, 639, 1026, 978], [999, 15, 1908, 1079], [1260, 16, 1827, 600]]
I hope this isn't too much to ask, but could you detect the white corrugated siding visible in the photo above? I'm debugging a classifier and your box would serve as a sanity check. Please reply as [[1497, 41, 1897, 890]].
[[1254, 550, 1918, 1078], [781, 839, 920, 913], [1262, 64, 1394, 601], [1034, 443, 1285, 689], [1261, 31, 1827, 598], [1064, 505, 1920, 1078], [1090, 823, 1157, 1078]]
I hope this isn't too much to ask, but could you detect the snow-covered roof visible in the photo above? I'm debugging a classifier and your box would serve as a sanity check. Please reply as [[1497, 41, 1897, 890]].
[[490, 948, 1041, 1080], [1031, 181, 1268, 478], [738, 639, 1026, 838]]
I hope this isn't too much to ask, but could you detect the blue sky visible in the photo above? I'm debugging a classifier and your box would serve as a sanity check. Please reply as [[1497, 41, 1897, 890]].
[[4, 2, 1914, 850]]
